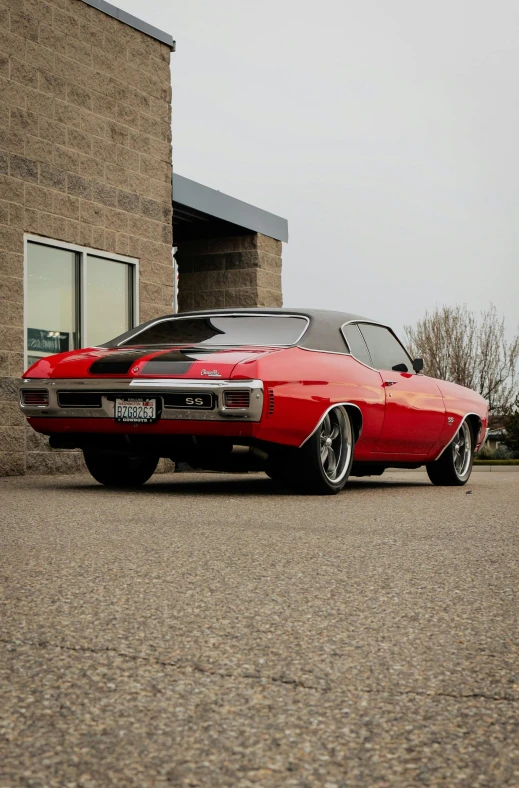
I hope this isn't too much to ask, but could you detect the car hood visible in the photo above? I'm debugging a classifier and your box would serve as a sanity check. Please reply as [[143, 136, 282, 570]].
[[23, 345, 281, 380]]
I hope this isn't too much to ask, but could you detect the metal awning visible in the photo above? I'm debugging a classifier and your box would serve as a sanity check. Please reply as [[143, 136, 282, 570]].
[[173, 174, 288, 243], [80, 0, 175, 49]]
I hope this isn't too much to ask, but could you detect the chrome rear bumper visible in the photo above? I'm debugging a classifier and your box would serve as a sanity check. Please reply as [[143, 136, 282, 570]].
[[18, 378, 264, 422]]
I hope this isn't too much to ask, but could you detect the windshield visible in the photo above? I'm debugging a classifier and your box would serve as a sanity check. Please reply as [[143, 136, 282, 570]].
[[118, 315, 308, 347]]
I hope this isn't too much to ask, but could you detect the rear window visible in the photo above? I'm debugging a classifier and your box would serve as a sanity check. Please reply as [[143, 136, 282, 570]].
[[119, 315, 308, 347]]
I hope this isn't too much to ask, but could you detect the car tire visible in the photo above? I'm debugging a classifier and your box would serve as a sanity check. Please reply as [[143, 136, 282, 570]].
[[426, 420, 474, 486], [289, 405, 354, 495], [84, 451, 159, 488]]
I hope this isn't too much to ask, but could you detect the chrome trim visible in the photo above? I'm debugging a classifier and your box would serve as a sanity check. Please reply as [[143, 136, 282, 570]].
[[431, 412, 483, 461], [18, 378, 264, 422], [299, 402, 363, 448], [114, 312, 310, 348], [298, 346, 351, 356]]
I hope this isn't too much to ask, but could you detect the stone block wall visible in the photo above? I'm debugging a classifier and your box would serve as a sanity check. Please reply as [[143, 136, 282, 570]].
[[0, 0, 173, 476], [176, 233, 282, 311]]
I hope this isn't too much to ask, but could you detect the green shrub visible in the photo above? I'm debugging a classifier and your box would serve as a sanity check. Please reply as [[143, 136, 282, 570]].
[[478, 444, 495, 460], [494, 445, 513, 459]]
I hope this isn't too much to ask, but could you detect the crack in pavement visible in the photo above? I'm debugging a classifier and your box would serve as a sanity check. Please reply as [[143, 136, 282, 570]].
[[0, 637, 322, 691], [357, 686, 519, 703], [1, 637, 518, 703]]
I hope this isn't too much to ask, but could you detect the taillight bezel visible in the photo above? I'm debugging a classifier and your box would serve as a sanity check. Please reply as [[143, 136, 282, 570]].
[[223, 390, 251, 409], [20, 389, 50, 408]]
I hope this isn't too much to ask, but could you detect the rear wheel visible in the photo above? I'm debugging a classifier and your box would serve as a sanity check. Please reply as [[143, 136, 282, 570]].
[[84, 451, 159, 488], [289, 406, 354, 495], [426, 421, 474, 486]]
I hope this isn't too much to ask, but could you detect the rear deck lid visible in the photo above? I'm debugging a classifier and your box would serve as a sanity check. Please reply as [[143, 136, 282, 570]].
[[24, 346, 280, 379]]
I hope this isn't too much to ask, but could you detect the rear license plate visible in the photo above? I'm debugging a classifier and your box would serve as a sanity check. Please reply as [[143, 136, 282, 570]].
[[165, 392, 214, 409], [114, 398, 157, 423]]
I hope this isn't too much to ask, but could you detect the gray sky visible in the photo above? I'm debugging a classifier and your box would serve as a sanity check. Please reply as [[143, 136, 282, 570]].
[[119, 0, 518, 339]]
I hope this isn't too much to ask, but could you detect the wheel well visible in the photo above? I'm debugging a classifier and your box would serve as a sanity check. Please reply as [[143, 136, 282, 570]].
[[344, 405, 363, 444], [466, 413, 483, 446]]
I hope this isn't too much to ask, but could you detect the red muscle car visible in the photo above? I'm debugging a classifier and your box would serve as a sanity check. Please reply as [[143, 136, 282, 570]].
[[18, 309, 489, 494]]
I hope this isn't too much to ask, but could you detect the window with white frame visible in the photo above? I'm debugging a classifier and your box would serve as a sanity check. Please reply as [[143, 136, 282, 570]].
[[24, 236, 138, 368]]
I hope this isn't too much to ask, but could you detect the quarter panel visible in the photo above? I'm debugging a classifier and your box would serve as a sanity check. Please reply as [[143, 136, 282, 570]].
[[232, 348, 385, 451]]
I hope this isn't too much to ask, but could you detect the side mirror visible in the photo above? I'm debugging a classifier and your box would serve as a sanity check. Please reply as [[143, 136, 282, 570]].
[[412, 358, 424, 373]]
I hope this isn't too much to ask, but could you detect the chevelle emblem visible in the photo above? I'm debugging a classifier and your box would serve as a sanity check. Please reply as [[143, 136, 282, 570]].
[[201, 369, 221, 377]]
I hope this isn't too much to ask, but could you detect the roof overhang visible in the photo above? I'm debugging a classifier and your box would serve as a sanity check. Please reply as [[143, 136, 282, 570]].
[[173, 174, 288, 243], [80, 0, 175, 49]]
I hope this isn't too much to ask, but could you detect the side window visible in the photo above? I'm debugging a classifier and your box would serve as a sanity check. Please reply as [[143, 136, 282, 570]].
[[342, 323, 373, 367], [357, 324, 412, 371]]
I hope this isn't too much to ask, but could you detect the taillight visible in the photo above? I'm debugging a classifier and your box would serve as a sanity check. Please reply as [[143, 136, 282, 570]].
[[224, 391, 250, 408], [21, 390, 49, 406]]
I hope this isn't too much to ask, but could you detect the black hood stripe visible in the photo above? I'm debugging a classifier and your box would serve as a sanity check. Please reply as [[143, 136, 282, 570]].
[[89, 347, 216, 375], [141, 350, 198, 375], [89, 350, 150, 375]]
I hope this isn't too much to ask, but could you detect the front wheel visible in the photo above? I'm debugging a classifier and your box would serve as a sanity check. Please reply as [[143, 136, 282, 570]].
[[289, 406, 354, 495], [84, 451, 159, 488], [426, 421, 474, 486]]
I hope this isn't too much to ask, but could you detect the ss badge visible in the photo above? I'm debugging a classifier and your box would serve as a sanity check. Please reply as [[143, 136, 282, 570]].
[[447, 416, 454, 424], [167, 392, 213, 409]]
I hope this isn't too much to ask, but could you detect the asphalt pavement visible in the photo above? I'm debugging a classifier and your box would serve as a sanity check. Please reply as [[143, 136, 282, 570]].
[[1, 469, 519, 787]]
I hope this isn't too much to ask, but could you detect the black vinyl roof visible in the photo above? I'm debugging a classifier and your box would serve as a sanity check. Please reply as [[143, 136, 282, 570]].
[[104, 308, 374, 353]]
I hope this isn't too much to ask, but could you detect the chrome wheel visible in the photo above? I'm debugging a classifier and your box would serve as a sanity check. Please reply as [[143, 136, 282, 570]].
[[318, 407, 353, 483], [452, 421, 471, 478], [427, 418, 475, 487], [288, 405, 355, 494]]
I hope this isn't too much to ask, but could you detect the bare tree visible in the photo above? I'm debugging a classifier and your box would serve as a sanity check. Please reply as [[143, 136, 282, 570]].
[[404, 305, 519, 415]]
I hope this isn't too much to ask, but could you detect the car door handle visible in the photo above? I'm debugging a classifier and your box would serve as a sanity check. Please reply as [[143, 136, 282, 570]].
[[383, 380, 397, 386]]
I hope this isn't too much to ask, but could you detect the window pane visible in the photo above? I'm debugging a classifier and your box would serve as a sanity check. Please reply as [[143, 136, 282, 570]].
[[342, 324, 372, 366], [26, 243, 77, 367], [358, 324, 412, 371], [119, 315, 308, 347], [86, 256, 132, 347]]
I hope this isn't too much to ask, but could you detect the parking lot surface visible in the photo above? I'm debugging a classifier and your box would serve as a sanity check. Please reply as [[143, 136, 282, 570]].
[[1, 469, 518, 787]]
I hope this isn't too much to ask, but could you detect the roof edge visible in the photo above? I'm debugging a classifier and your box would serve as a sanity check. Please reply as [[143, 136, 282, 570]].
[[80, 0, 175, 50], [173, 174, 288, 243]]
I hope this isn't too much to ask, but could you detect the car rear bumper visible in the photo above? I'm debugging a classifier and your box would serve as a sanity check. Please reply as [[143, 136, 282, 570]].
[[18, 378, 264, 423]]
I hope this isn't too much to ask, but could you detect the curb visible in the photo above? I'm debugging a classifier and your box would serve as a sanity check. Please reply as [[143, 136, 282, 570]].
[[472, 465, 519, 472], [387, 466, 519, 473]]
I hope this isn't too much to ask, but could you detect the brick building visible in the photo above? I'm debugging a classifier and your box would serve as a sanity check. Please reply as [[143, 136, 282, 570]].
[[0, 0, 287, 476]]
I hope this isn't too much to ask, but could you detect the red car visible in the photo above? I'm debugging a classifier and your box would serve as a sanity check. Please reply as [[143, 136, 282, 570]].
[[19, 309, 488, 494]]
